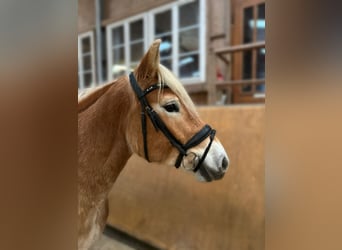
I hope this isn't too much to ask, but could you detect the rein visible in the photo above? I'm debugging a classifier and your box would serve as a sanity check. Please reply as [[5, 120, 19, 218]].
[[129, 73, 216, 172]]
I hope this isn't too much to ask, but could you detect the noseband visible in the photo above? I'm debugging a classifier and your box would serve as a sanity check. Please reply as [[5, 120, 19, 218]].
[[129, 73, 216, 172]]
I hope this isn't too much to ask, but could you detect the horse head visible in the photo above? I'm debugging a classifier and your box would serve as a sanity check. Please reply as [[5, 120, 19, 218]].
[[126, 39, 229, 182]]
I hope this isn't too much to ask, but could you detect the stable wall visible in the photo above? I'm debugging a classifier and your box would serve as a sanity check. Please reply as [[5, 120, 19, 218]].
[[107, 105, 264, 250], [78, 0, 95, 33]]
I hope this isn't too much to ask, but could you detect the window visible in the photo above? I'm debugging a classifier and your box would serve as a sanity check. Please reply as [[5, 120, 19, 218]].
[[107, 0, 205, 84], [78, 31, 96, 89], [151, 0, 204, 82], [241, 3, 265, 94], [107, 15, 146, 80]]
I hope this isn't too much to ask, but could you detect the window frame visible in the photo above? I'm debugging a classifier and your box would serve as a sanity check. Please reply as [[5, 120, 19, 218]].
[[78, 31, 96, 89], [106, 0, 206, 84]]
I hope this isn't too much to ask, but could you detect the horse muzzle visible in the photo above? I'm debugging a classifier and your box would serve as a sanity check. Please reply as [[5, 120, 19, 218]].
[[193, 140, 229, 182]]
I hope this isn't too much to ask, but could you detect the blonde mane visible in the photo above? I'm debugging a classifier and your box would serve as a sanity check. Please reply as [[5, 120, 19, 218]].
[[157, 64, 197, 112]]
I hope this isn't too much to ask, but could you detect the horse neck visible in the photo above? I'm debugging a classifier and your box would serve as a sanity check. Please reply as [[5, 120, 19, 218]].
[[78, 77, 133, 199]]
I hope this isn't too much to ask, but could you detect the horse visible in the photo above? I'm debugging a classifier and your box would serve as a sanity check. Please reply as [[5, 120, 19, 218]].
[[78, 39, 229, 249]]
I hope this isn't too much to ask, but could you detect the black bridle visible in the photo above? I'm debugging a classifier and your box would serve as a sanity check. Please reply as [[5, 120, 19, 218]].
[[129, 73, 216, 172]]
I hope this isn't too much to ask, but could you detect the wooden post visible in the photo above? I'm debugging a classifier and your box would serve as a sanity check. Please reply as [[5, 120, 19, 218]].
[[207, 49, 217, 105], [206, 0, 216, 105]]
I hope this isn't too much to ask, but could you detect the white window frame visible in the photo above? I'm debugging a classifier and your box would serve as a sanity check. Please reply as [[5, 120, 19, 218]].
[[78, 31, 96, 89], [106, 14, 148, 81], [106, 0, 206, 84]]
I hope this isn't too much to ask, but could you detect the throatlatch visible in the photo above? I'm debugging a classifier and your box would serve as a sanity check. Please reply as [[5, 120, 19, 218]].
[[129, 72, 216, 172]]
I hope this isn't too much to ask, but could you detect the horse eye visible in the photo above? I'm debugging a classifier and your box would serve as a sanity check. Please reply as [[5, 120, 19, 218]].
[[163, 103, 180, 113]]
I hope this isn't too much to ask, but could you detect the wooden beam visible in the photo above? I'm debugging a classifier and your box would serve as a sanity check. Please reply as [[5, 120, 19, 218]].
[[217, 53, 230, 65], [215, 78, 265, 88], [214, 41, 265, 55]]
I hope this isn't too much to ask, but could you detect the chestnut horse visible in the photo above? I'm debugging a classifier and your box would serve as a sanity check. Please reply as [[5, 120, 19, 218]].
[[78, 40, 229, 249]]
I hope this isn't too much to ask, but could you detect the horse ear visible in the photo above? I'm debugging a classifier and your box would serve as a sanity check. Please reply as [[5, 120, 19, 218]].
[[135, 39, 161, 84]]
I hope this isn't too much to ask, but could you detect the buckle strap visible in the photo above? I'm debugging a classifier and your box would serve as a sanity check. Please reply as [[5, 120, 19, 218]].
[[193, 129, 216, 172], [183, 125, 213, 149]]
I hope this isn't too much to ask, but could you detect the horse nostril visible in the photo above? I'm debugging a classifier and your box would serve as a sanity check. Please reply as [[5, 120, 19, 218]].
[[221, 157, 229, 171]]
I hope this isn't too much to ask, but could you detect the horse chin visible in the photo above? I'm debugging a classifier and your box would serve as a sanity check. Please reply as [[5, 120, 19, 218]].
[[194, 166, 226, 182], [195, 171, 213, 182]]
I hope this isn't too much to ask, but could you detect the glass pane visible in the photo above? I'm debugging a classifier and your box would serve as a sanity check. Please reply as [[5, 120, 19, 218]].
[[130, 42, 143, 62], [179, 54, 199, 78], [113, 47, 125, 64], [257, 3, 265, 41], [130, 19, 143, 41], [155, 10, 171, 34], [160, 58, 172, 70], [242, 50, 252, 93], [242, 84, 252, 92], [256, 83, 265, 93], [159, 36, 172, 57], [179, 0, 199, 28], [243, 6, 254, 43], [112, 26, 124, 46], [242, 50, 252, 79], [256, 49, 265, 92], [82, 55, 91, 71], [112, 47, 126, 79], [81, 37, 91, 53], [179, 28, 199, 53], [84, 73, 93, 88], [257, 48, 265, 79]]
